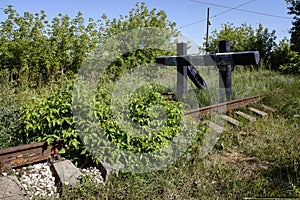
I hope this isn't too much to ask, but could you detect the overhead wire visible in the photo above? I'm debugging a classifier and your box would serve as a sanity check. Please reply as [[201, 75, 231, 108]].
[[189, 0, 292, 19], [178, 0, 292, 29], [178, 0, 256, 29], [210, 0, 256, 19]]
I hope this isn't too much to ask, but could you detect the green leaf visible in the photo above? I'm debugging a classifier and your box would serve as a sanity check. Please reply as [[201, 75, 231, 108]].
[[59, 148, 66, 154]]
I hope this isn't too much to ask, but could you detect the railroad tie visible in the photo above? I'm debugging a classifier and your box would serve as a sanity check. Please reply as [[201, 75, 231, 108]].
[[235, 111, 256, 122], [203, 120, 225, 134], [261, 104, 277, 113], [248, 107, 268, 118], [219, 114, 240, 126]]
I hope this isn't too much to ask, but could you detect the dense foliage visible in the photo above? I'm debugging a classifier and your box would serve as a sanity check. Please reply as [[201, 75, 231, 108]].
[[0, 6, 101, 87], [0, 0, 299, 169], [97, 84, 182, 153], [0, 2, 178, 87], [286, 0, 300, 53], [279, 49, 300, 74], [206, 23, 277, 69], [0, 3, 183, 167], [206, 18, 300, 74], [0, 2, 300, 198]]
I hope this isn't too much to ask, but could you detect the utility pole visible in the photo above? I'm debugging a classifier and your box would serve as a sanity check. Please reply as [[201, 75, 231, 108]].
[[205, 7, 211, 53]]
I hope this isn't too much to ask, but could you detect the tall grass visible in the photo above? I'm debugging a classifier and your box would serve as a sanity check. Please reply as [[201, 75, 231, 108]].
[[59, 70, 300, 199], [1, 69, 299, 199], [232, 68, 299, 98]]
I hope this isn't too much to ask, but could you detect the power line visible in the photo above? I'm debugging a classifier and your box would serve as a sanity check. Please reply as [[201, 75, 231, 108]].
[[178, 0, 255, 29], [178, 18, 206, 29], [251, 20, 291, 25], [189, 0, 293, 20], [211, 0, 256, 18]]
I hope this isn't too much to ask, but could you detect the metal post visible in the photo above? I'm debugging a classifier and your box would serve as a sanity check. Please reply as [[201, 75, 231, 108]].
[[177, 43, 188, 97], [218, 40, 232, 102], [205, 7, 210, 52], [206, 7, 211, 74]]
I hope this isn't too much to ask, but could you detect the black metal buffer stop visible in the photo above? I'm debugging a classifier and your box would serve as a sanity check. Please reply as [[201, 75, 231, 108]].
[[156, 41, 259, 102]]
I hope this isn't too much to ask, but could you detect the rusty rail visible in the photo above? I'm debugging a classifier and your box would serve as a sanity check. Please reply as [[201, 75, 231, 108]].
[[0, 142, 59, 171], [0, 92, 275, 171], [185, 94, 264, 118]]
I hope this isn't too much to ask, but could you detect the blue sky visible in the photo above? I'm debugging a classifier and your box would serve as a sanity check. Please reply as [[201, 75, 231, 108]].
[[0, 0, 292, 46]]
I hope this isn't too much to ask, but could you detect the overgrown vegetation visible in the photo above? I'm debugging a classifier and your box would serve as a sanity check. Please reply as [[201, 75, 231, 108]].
[[60, 70, 300, 200], [206, 23, 277, 68], [0, 1, 300, 199], [206, 5, 300, 75], [0, 3, 179, 165], [0, 3, 177, 87], [286, 0, 300, 53]]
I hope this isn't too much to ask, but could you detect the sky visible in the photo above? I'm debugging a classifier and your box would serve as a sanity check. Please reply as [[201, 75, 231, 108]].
[[0, 0, 293, 47]]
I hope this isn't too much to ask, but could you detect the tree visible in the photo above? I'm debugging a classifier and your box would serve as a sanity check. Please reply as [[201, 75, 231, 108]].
[[98, 2, 179, 81], [206, 23, 255, 53], [286, 0, 300, 52], [0, 6, 100, 86], [205, 22, 277, 68], [0, 3, 178, 86], [253, 24, 277, 68], [270, 38, 291, 71]]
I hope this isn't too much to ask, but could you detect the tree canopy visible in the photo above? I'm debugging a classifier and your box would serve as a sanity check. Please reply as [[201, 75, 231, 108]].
[[205, 23, 277, 68], [0, 3, 178, 87], [286, 0, 300, 52]]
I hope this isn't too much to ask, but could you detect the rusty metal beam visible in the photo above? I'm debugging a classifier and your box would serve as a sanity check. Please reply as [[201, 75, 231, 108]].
[[0, 142, 55, 170], [185, 94, 264, 118]]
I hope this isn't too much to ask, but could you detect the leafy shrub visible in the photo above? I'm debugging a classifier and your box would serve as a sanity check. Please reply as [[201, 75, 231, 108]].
[[0, 82, 23, 148], [19, 81, 188, 168], [19, 83, 86, 164], [84, 83, 199, 172], [94, 84, 182, 153], [0, 102, 22, 148], [271, 38, 300, 74], [280, 50, 300, 74]]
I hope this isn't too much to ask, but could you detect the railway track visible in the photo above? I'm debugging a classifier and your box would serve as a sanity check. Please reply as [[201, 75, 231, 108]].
[[0, 92, 277, 199], [185, 94, 265, 118], [185, 93, 276, 133], [0, 93, 276, 171], [0, 141, 60, 172]]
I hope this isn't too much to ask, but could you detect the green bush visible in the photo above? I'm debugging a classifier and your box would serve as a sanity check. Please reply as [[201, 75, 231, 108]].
[[0, 102, 22, 148], [95, 84, 182, 153], [270, 39, 290, 71], [19, 83, 86, 164], [0, 82, 23, 148], [18, 81, 187, 167], [270, 39, 300, 74], [280, 50, 300, 74]]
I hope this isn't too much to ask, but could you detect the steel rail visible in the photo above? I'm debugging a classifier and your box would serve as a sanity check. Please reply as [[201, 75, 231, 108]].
[[185, 94, 264, 118], [0, 92, 278, 171], [0, 142, 60, 171]]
